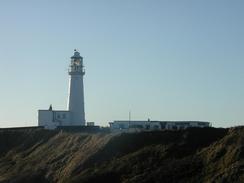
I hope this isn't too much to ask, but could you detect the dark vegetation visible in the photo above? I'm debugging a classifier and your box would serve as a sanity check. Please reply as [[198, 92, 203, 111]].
[[0, 127, 243, 183]]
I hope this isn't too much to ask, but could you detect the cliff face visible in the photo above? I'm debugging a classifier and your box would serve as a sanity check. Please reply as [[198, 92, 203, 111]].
[[0, 127, 243, 183]]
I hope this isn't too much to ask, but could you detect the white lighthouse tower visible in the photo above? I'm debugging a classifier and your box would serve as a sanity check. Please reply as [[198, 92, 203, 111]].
[[38, 50, 86, 129], [67, 50, 86, 125]]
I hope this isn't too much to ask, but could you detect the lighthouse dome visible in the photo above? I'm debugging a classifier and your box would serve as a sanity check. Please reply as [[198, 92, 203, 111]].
[[71, 49, 82, 59]]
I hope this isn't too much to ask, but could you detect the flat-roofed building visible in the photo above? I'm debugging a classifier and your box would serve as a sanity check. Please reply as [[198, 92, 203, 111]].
[[109, 120, 211, 132]]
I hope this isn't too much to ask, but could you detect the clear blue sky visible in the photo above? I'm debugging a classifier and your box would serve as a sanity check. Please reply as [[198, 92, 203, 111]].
[[0, 0, 243, 127]]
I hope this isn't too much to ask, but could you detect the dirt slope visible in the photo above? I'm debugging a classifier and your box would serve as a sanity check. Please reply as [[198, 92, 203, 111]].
[[0, 127, 243, 183]]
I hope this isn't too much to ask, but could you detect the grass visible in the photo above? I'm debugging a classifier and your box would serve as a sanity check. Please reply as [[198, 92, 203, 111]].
[[0, 127, 243, 183]]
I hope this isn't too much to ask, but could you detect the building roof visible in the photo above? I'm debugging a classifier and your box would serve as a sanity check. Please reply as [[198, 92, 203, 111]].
[[111, 120, 210, 124]]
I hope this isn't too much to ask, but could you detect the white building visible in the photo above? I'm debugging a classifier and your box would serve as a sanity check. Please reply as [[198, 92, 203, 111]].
[[38, 50, 86, 129], [109, 120, 211, 132]]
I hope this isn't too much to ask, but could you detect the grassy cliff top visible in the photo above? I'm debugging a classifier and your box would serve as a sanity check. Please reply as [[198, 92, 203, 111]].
[[0, 127, 243, 183]]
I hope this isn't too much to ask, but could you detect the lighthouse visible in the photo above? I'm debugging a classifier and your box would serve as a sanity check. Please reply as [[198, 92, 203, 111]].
[[67, 50, 85, 125], [38, 50, 86, 129]]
